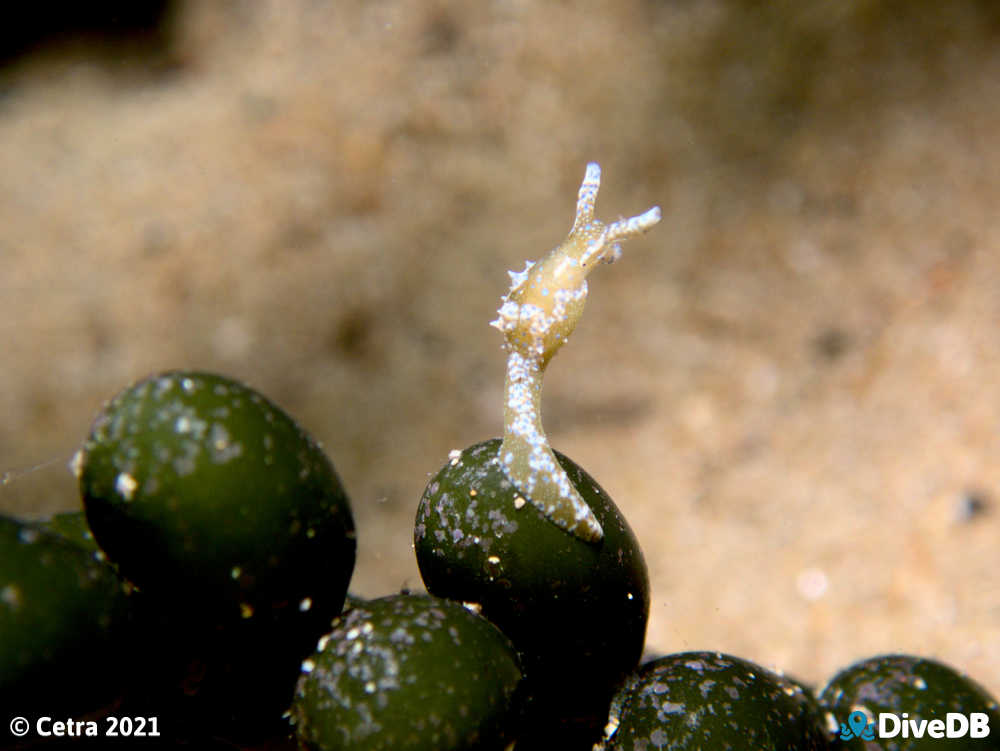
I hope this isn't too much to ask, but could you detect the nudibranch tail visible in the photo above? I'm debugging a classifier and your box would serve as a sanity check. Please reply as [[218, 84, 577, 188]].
[[493, 162, 661, 544]]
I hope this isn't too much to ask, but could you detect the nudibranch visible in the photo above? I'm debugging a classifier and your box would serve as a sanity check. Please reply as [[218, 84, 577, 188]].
[[489, 163, 661, 543]]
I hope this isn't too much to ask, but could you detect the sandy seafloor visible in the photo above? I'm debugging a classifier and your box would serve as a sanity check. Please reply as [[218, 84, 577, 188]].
[[2, 0, 999, 707]]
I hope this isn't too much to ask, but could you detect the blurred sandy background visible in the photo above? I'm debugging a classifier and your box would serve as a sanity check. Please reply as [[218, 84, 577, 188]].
[[2, 0, 998, 700]]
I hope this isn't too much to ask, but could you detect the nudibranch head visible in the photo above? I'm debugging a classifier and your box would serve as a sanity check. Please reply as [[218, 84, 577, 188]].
[[491, 163, 661, 543], [491, 163, 662, 367]]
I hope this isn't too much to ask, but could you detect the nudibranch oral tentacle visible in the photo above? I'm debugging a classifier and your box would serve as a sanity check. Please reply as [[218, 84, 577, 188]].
[[490, 163, 661, 544]]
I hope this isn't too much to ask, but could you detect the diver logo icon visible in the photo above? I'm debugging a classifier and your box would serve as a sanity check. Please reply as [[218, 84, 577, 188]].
[[840, 710, 876, 741]]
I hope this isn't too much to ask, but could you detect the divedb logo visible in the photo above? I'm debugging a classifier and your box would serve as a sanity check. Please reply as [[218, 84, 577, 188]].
[[839, 709, 991, 741]]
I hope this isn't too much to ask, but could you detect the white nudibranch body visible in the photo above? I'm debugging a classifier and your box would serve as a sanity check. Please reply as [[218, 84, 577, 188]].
[[490, 162, 661, 543]]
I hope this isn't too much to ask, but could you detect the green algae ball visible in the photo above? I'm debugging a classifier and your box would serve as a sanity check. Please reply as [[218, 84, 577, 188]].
[[819, 654, 1000, 750], [76, 371, 356, 733], [0, 514, 132, 717], [291, 593, 523, 751], [604, 652, 831, 751], [414, 438, 649, 742], [78, 370, 355, 629]]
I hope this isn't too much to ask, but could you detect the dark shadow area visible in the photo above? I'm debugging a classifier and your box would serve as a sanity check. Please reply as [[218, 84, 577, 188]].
[[0, 0, 179, 68]]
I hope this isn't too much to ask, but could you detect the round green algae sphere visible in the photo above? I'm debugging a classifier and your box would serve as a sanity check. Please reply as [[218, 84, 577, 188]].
[[413, 438, 649, 739], [291, 593, 523, 751], [819, 654, 1000, 751], [77, 370, 357, 734], [605, 651, 831, 751], [79, 370, 355, 628], [0, 514, 132, 718]]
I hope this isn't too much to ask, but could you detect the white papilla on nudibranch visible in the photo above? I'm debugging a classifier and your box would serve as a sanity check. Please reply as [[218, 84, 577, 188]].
[[490, 163, 661, 543]]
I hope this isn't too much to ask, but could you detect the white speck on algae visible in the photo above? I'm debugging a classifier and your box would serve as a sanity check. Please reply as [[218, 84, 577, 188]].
[[115, 472, 138, 500], [68, 449, 84, 479], [1, 584, 21, 609], [209, 423, 242, 463], [17, 528, 39, 545]]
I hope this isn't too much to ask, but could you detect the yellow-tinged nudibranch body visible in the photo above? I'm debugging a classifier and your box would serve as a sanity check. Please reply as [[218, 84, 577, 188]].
[[490, 163, 661, 544]]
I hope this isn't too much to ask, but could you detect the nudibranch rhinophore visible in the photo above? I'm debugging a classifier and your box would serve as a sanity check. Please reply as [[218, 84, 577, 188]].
[[490, 163, 661, 543]]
